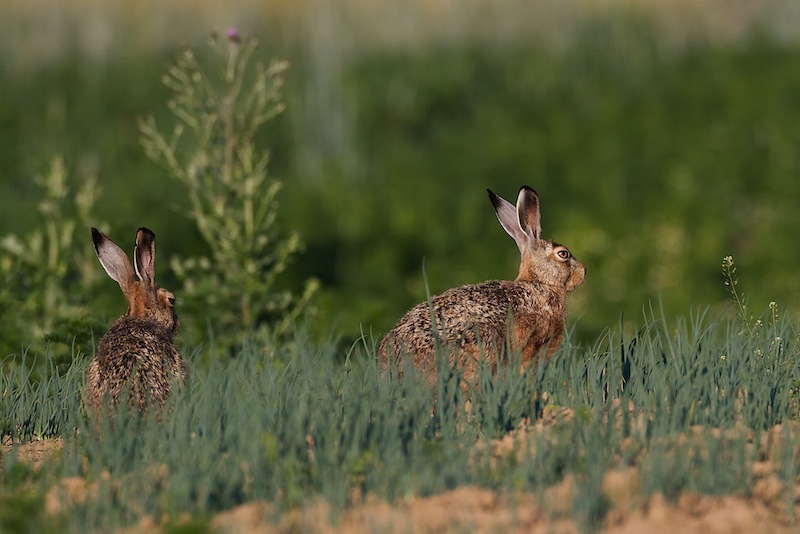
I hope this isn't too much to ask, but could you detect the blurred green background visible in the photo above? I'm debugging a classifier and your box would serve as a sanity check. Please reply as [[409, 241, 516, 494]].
[[2, 0, 800, 351]]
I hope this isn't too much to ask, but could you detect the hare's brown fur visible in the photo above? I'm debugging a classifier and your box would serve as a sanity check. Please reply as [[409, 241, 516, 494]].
[[84, 227, 186, 418], [86, 317, 185, 414], [378, 186, 585, 382]]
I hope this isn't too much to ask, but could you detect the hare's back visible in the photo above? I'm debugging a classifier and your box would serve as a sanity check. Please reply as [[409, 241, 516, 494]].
[[429, 280, 523, 333], [95, 317, 182, 381], [383, 280, 531, 353]]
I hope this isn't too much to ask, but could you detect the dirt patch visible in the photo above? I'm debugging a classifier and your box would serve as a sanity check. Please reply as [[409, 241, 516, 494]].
[[207, 480, 798, 534], [1, 436, 63, 472], [603, 492, 796, 534], [210, 489, 571, 534]]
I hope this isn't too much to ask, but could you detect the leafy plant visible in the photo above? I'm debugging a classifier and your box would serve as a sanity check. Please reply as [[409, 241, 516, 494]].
[[0, 157, 104, 358], [139, 31, 318, 348], [722, 255, 755, 334]]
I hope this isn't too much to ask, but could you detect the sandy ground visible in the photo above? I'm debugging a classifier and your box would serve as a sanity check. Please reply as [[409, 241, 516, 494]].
[[3, 432, 799, 534]]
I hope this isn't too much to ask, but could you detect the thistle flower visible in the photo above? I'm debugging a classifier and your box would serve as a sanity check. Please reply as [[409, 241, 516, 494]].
[[226, 27, 241, 43]]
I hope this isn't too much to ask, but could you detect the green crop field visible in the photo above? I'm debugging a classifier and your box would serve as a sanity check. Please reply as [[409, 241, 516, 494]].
[[2, 298, 799, 531], [2, 0, 800, 531]]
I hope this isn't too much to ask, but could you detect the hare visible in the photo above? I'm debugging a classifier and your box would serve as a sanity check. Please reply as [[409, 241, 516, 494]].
[[378, 186, 585, 382], [85, 227, 186, 417]]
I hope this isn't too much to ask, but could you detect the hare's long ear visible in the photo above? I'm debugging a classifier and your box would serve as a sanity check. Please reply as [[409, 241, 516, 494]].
[[134, 227, 157, 286], [489, 189, 528, 253], [515, 186, 541, 241], [92, 227, 136, 292]]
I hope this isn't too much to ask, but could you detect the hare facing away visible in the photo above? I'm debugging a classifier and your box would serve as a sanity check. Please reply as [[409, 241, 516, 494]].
[[85, 227, 186, 417], [378, 186, 586, 382]]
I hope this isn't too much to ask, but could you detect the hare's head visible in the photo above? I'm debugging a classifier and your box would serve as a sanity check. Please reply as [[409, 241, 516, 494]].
[[92, 227, 179, 334], [488, 186, 585, 293]]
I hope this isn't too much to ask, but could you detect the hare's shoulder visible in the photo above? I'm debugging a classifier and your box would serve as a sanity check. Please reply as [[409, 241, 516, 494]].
[[101, 316, 175, 349], [107, 315, 171, 333]]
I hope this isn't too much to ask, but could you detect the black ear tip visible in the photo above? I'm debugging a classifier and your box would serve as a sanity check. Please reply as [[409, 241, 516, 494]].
[[487, 189, 503, 207], [91, 227, 107, 254], [136, 227, 157, 247], [519, 185, 538, 196]]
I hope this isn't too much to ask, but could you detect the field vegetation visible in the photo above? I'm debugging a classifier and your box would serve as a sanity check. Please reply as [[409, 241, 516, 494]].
[[2, 281, 799, 531], [2, 0, 800, 531]]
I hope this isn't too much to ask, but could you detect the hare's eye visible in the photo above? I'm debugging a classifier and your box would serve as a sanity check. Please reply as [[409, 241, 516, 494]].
[[159, 288, 176, 306], [556, 249, 571, 260]]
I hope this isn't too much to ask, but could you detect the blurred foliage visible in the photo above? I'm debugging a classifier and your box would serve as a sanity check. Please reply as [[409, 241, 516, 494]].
[[1, 16, 800, 353], [140, 34, 318, 348], [0, 492, 47, 534]]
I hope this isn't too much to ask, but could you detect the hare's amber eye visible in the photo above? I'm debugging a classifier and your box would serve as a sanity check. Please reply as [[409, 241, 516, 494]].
[[161, 291, 176, 306], [556, 249, 571, 260]]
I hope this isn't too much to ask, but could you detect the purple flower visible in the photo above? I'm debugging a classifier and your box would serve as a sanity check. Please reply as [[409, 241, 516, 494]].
[[225, 27, 241, 43]]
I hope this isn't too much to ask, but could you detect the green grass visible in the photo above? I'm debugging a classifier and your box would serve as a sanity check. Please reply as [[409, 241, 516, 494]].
[[1, 301, 798, 531]]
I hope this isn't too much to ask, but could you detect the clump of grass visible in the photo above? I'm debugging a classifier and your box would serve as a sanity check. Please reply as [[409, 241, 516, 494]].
[[0, 348, 85, 442]]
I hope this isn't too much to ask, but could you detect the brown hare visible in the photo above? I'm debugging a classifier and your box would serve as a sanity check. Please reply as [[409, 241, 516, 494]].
[[85, 227, 186, 418], [378, 186, 585, 382]]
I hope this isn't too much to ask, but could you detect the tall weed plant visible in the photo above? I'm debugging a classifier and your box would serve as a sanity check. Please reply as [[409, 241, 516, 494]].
[[140, 31, 318, 348], [0, 157, 105, 361]]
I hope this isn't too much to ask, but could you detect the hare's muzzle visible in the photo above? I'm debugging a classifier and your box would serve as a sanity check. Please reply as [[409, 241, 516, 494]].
[[567, 259, 586, 292]]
